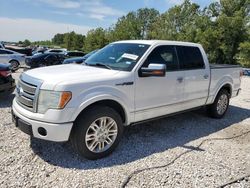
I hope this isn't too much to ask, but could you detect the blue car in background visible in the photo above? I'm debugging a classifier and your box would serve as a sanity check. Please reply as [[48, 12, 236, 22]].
[[243, 68, 250, 76]]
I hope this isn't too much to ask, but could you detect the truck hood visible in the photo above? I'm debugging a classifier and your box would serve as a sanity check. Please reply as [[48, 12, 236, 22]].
[[24, 64, 120, 90]]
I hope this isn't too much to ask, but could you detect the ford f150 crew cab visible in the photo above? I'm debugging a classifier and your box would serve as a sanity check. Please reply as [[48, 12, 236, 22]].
[[12, 40, 242, 159]]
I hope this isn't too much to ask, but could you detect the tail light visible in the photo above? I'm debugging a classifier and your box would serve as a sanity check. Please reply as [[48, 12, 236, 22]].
[[240, 70, 243, 78], [0, 70, 11, 77]]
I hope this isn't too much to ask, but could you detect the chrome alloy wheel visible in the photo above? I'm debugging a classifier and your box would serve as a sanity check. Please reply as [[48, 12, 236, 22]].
[[216, 94, 228, 115], [85, 117, 118, 153]]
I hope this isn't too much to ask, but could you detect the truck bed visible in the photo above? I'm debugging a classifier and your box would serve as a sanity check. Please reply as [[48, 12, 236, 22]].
[[210, 64, 241, 69], [207, 64, 241, 105]]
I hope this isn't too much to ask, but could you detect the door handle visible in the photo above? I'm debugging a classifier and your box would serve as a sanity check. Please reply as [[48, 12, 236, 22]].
[[204, 74, 209, 79], [177, 77, 183, 83]]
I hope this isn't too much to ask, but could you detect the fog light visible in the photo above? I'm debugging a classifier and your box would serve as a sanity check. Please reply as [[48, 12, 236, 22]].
[[38, 127, 47, 136]]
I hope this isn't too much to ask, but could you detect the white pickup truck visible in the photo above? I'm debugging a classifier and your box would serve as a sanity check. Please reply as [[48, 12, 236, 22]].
[[12, 40, 242, 159]]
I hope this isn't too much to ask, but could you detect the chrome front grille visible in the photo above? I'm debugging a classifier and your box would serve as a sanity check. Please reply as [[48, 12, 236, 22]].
[[16, 74, 42, 112]]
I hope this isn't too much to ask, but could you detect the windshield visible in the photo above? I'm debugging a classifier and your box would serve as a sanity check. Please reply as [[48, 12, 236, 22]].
[[83, 49, 98, 59], [85, 43, 150, 71]]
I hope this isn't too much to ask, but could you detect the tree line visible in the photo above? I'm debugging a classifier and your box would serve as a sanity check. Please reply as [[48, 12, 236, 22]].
[[21, 0, 249, 67]]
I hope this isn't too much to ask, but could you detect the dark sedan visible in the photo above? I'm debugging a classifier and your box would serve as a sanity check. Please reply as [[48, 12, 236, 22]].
[[63, 49, 98, 64], [0, 63, 15, 95], [25, 53, 65, 69]]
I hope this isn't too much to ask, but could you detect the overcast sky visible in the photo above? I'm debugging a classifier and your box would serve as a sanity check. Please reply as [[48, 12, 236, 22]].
[[0, 0, 215, 42]]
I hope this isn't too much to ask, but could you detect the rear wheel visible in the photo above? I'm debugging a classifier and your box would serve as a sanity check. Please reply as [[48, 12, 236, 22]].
[[207, 89, 230, 118], [9, 60, 19, 71], [70, 106, 124, 160]]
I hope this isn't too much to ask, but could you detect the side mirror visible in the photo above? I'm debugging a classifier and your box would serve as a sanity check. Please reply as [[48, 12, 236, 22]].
[[139, 64, 166, 77]]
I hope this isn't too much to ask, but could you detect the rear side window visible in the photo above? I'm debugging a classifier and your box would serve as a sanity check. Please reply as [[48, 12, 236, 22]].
[[176, 46, 204, 70], [0, 50, 13, 54], [143, 45, 179, 71]]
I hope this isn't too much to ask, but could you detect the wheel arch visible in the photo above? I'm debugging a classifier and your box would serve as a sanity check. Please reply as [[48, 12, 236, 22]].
[[213, 83, 232, 102], [73, 97, 130, 126], [9, 59, 20, 64]]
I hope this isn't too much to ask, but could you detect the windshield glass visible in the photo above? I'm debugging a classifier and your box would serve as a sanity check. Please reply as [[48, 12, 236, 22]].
[[85, 43, 150, 71]]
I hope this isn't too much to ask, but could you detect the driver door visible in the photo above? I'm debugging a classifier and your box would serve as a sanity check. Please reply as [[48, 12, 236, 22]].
[[134, 45, 185, 122]]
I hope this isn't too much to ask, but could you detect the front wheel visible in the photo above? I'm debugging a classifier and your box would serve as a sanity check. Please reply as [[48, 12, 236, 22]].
[[207, 89, 230, 118], [70, 106, 124, 160], [9, 60, 19, 71]]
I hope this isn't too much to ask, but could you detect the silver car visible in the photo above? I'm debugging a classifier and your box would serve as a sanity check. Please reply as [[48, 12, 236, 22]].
[[0, 49, 26, 71]]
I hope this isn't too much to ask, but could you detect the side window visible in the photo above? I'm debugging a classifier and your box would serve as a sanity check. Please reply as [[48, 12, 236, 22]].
[[6, 50, 13, 54], [0, 50, 10, 54], [176, 46, 205, 70], [143, 45, 179, 71]]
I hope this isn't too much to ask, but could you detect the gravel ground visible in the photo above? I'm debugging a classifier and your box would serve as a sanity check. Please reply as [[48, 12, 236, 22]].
[[0, 70, 250, 188]]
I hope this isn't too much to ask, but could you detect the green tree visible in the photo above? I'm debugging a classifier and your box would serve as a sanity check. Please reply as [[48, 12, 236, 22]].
[[149, 0, 200, 41], [150, 0, 249, 65], [111, 8, 159, 41], [52, 33, 64, 45], [63, 31, 76, 50], [33, 40, 52, 46], [72, 34, 85, 51], [29, 0, 249, 66], [237, 42, 250, 67], [23, 39, 31, 47], [112, 12, 141, 40], [215, 0, 249, 64], [84, 28, 108, 52], [137, 8, 160, 39]]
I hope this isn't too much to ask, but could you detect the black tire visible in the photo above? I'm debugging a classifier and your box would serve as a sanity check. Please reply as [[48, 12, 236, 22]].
[[207, 89, 230, 118], [70, 105, 124, 160], [9, 60, 19, 71]]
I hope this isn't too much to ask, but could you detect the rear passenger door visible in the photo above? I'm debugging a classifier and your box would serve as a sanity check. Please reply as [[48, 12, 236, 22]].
[[176, 46, 210, 107]]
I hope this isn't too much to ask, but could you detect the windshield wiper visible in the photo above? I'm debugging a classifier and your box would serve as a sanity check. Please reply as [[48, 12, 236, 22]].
[[86, 63, 112, 70]]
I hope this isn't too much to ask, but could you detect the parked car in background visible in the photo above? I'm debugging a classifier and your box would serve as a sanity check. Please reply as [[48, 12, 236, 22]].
[[63, 49, 98, 64], [6, 46, 32, 56], [0, 63, 15, 95], [45, 49, 67, 53], [32, 48, 47, 56], [25, 53, 65, 69], [0, 42, 5, 49], [32, 50, 45, 56], [13, 40, 242, 160], [0, 49, 26, 71], [64, 51, 85, 58], [243, 68, 250, 76]]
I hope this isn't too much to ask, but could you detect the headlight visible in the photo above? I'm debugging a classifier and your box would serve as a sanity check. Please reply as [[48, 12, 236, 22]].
[[37, 90, 72, 113]]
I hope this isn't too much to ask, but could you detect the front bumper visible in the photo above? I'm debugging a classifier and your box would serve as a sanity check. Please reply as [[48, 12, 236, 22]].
[[12, 103, 73, 142]]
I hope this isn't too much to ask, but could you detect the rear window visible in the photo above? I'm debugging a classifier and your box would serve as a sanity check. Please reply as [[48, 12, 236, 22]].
[[176, 46, 205, 70]]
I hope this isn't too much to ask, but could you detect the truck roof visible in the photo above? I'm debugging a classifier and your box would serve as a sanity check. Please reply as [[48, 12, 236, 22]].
[[113, 40, 201, 47]]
